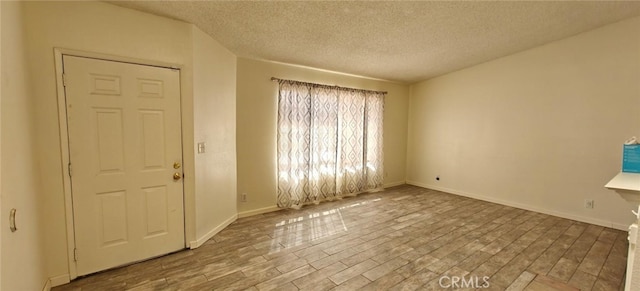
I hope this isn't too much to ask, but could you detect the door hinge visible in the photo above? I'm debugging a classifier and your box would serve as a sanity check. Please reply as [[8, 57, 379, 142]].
[[73, 248, 78, 261], [68, 162, 72, 177], [62, 73, 67, 87]]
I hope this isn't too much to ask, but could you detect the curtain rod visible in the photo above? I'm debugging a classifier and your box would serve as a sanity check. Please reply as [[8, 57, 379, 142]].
[[271, 77, 387, 95]]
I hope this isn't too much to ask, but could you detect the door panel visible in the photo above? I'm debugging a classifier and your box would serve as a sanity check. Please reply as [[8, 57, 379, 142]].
[[139, 110, 166, 169], [64, 56, 185, 276], [96, 190, 128, 247], [94, 108, 125, 173], [142, 185, 169, 238]]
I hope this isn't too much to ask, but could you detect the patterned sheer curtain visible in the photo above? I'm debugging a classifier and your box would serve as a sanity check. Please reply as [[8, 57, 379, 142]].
[[276, 79, 385, 209]]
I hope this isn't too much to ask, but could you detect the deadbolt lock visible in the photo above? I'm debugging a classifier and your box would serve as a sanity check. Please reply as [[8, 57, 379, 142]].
[[173, 162, 181, 169]]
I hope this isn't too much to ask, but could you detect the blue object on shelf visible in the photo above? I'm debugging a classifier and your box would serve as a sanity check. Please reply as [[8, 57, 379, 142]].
[[623, 144, 640, 173]]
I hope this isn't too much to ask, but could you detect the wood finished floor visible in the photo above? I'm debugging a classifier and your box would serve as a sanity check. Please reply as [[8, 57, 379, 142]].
[[53, 185, 628, 291]]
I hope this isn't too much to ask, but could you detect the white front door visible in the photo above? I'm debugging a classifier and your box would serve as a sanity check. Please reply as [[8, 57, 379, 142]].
[[63, 56, 185, 276]]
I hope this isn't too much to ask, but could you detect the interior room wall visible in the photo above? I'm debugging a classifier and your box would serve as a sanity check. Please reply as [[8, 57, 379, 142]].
[[1, 1, 48, 290], [407, 16, 640, 230], [22, 1, 199, 285], [191, 26, 238, 246], [236, 58, 409, 216], [1, 0, 3, 286]]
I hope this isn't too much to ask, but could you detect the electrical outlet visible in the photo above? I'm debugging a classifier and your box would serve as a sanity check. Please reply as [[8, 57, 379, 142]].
[[241, 193, 247, 202], [584, 199, 594, 209]]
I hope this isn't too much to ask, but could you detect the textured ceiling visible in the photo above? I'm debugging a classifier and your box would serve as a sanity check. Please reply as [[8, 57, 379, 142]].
[[110, 1, 640, 84]]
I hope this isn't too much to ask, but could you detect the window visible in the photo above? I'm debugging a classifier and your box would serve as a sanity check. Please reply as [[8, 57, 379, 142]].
[[275, 78, 385, 208]]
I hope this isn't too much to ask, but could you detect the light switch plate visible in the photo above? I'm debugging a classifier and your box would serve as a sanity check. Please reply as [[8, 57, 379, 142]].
[[197, 142, 206, 154]]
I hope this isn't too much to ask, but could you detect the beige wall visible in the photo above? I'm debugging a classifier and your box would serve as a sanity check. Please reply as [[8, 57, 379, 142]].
[[1, 0, 3, 286], [21, 0, 238, 285], [192, 26, 238, 245], [1, 1, 48, 289], [24, 1, 194, 283], [407, 16, 640, 230], [236, 58, 409, 215]]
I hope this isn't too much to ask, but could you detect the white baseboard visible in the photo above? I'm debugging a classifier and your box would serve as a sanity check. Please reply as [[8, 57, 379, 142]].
[[236, 186, 408, 218], [189, 213, 237, 249], [46, 274, 70, 288], [406, 180, 628, 231], [612, 222, 629, 232], [384, 181, 406, 188], [42, 279, 51, 291], [238, 205, 280, 218]]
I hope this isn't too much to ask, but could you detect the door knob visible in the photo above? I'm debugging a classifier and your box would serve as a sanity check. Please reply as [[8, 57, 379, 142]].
[[173, 162, 181, 169], [173, 172, 182, 180]]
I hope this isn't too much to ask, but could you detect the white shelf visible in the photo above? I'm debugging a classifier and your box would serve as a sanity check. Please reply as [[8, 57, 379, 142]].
[[606, 172, 640, 205]]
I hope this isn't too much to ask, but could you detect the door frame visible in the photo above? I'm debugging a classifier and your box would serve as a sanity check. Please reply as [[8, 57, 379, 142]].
[[54, 48, 192, 280]]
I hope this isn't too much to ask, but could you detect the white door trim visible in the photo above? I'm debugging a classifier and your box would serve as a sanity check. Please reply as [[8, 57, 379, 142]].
[[54, 48, 189, 281]]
